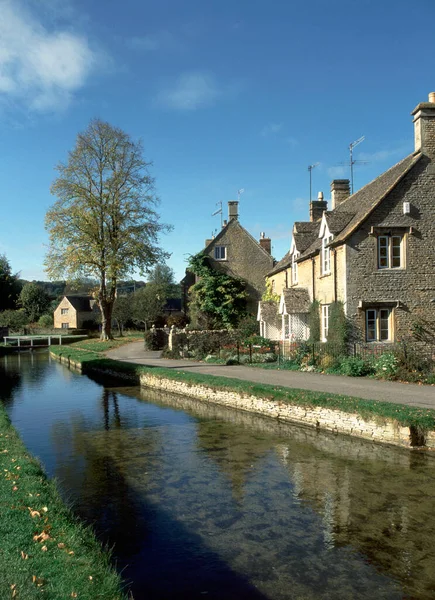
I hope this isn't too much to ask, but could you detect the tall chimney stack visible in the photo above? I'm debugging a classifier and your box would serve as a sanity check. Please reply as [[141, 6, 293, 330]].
[[309, 192, 328, 222], [412, 92, 435, 156], [228, 201, 239, 221], [330, 179, 351, 209], [259, 232, 271, 254]]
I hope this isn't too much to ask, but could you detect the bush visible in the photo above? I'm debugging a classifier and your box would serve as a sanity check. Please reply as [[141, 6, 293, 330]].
[[339, 356, 374, 377], [373, 352, 398, 379], [144, 328, 167, 350], [38, 313, 53, 328]]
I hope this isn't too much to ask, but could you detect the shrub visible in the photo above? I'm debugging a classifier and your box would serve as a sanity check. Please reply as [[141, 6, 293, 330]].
[[226, 357, 239, 365], [373, 352, 398, 379], [38, 313, 53, 328], [339, 356, 374, 377], [144, 328, 167, 350]]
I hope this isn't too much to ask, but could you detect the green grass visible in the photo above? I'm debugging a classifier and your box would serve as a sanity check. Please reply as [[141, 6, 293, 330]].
[[0, 406, 128, 600], [68, 333, 143, 354], [51, 346, 435, 431]]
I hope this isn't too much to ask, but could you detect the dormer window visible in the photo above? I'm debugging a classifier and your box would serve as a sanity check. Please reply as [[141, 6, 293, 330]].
[[292, 251, 299, 284], [321, 235, 333, 275], [214, 246, 227, 260]]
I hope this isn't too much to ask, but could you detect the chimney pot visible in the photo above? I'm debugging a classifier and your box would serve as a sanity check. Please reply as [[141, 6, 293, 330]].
[[317, 191, 324, 200]]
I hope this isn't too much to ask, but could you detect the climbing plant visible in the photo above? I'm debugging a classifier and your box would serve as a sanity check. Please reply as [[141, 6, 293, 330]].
[[308, 300, 320, 342]]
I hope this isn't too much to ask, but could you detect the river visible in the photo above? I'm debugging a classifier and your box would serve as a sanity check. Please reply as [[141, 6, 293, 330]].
[[1, 351, 435, 599]]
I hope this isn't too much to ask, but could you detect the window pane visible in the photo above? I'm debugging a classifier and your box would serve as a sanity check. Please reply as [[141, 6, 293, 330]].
[[379, 309, 390, 340], [391, 236, 402, 268], [366, 310, 376, 341], [378, 237, 388, 268]]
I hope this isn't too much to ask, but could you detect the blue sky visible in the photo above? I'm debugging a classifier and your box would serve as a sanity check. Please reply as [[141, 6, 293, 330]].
[[1, 0, 435, 283]]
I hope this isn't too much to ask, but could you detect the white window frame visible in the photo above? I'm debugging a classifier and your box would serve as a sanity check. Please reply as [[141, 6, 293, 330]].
[[61, 323, 69, 329], [61, 308, 69, 315], [292, 251, 300, 284], [321, 235, 333, 275], [321, 304, 330, 342], [365, 308, 392, 342], [377, 235, 403, 269], [214, 245, 227, 261]]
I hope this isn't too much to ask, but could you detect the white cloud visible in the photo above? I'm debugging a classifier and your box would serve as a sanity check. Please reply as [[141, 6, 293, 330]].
[[0, 0, 98, 112], [261, 122, 283, 136], [156, 71, 221, 111]]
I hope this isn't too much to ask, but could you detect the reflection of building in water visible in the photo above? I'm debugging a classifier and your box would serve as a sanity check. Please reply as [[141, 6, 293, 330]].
[[275, 442, 435, 599]]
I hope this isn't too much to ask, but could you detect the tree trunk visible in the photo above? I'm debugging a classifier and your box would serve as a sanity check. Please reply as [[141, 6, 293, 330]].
[[99, 300, 114, 340]]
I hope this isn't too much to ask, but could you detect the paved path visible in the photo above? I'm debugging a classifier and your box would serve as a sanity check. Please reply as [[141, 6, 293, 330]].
[[106, 341, 435, 409]]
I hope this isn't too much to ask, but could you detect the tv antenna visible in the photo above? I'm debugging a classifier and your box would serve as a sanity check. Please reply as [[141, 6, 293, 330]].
[[308, 163, 319, 201], [237, 188, 245, 201], [349, 136, 366, 194], [211, 201, 223, 228]]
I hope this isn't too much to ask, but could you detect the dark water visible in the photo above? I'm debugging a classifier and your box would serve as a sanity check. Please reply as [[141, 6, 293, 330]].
[[1, 352, 435, 599]]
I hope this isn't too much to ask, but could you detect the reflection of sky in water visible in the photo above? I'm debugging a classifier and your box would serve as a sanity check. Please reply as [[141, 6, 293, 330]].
[[2, 353, 435, 599]]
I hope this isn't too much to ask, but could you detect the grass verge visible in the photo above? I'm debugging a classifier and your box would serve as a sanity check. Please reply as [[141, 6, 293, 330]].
[[0, 405, 128, 600], [67, 334, 143, 354], [51, 345, 435, 431]]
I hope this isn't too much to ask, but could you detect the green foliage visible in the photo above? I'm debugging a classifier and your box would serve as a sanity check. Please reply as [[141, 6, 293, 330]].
[[0, 309, 29, 330], [45, 118, 171, 340], [144, 328, 167, 350], [262, 279, 280, 302], [19, 282, 50, 322], [132, 284, 166, 329], [187, 253, 248, 329], [147, 263, 180, 299], [308, 300, 320, 342], [236, 314, 259, 339], [339, 356, 375, 377], [327, 301, 348, 351], [0, 254, 21, 310], [373, 352, 399, 379], [38, 313, 54, 328], [112, 294, 133, 336]]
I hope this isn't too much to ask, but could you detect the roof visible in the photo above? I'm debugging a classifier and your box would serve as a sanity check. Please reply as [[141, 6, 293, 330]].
[[267, 251, 291, 276], [331, 152, 422, 244], [280, 288, 311, 314], [65, 296, 95, 312], [257, 300, 280, 322], [323, 211, 355, 235], [203, 218, 273, 261], [293, 221, 316, 234]]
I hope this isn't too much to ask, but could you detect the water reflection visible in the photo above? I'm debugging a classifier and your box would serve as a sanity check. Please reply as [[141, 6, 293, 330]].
[[2, 354, 435, 599]]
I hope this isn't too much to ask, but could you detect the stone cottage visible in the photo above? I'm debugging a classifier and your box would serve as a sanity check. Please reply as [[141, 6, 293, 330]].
[[53, 295, 99, 329], [183, 201, 275, 315], [259, 92, 435, 348]]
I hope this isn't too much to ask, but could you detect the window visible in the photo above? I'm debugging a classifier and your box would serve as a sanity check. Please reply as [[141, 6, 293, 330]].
[[322, 235, 333, 275], [271, 279, 276, 294], [61, 308, 69, 315], [214, 246, 227, 260], [61, 323, 69, 329], [292, 252, 299, 284], [377, 235, 403, 269], [366, 308, 392, 341], [321, 304, 330, 341]]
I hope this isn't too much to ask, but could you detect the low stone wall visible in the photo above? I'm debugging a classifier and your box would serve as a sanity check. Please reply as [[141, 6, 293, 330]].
[[139, 372, 416, 448], [51, 352, 434, 450]]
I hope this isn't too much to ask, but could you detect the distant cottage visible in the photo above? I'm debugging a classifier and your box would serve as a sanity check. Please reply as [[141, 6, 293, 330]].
[[259, 92, 435, 349], [53, 296, 99, 329]]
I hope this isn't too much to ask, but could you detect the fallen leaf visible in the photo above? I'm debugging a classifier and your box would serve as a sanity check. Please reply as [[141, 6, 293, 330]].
[[41, 545, 47, 552], [68, 550, 75, 555], [71, 593, 78, 598], [57, 543, 65, 549], [20, 551, 28, 559]]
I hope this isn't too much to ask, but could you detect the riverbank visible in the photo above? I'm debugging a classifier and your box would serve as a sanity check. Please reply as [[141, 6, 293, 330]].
[[0, 403, 128, 600], [50, 345, 435, 450]]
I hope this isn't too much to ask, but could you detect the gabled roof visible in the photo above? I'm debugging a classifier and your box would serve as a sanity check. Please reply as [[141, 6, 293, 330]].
[[331, 152, 422, 244], [279, 288, 311, 314], [65, 296, 95, 312], [294, 231, 317, 253], [294, 221, 316, 234], [203, 218, 273, 260], [322, 211, 355, 235], [267, 251, 291, 276], [257, 300, 280, 322]]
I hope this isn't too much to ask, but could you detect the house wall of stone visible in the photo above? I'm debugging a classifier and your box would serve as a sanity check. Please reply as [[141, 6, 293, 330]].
[[345, 157, 435, 344], [206, 220, 274, 314], [53, 298, 78, 329], [267, 270, 288, 295]]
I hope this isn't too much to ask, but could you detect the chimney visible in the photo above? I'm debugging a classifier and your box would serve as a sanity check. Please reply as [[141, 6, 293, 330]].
[[412, 92, 435, 156], [309, 191, 328, 222], [228, 201, 239, 221], [330, 179, 350, 209], [222, 219, 228, 228], [259, 231, 271, 254]]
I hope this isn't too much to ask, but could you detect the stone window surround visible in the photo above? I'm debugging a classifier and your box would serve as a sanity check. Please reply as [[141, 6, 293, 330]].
[[365, 307, 393, 342], [368, 226, 413, 271], [61, 308, 69, 315], [321, 235, 333, 275]]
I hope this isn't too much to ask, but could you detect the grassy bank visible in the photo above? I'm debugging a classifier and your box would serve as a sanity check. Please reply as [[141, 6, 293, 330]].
[[51, 345, 435, 431], [0, 406, 128, 600]]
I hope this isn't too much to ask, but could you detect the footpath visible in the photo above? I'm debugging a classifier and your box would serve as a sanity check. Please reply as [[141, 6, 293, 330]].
[[106, 341, 435, 410]]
